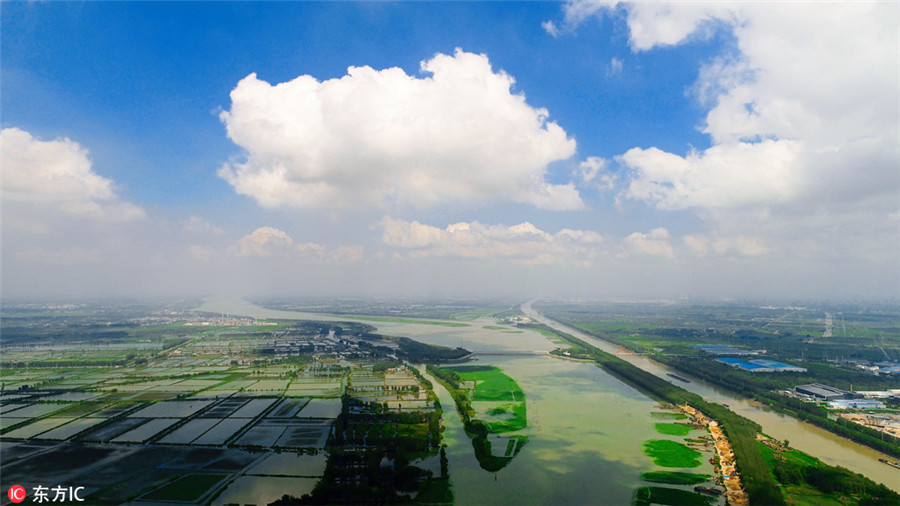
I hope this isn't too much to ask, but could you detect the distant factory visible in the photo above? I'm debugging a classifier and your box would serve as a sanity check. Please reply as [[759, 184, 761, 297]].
[[692, 344, 759, 356], [794, 383, 860, 402], [716, 358, 807, 373]]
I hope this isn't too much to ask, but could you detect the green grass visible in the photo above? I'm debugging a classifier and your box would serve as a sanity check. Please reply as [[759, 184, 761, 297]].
[[654, 423, 692, 436], [780, 485, 846, 506], [486, 402, 526, 432], [640, 471, 711, 485], [633, 486, 713, 506], [142, 474, 226, 501], [642, 439, 702, 468], [447, 365, 524, 403]]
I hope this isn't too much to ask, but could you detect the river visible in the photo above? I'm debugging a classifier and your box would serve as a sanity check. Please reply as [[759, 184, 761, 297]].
[[520, 300, 900, 492], [196, 297, 726, 504]]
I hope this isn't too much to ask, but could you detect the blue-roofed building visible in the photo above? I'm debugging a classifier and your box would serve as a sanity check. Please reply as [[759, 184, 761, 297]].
[[716, 357, 774, 372], [749, 359, 807, 373]]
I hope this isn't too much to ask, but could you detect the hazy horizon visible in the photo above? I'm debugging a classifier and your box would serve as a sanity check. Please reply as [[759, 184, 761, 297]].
[[2, 2, 897, 302]]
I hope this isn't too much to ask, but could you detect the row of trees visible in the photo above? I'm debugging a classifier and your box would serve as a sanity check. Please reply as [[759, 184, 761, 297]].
[[277, 393, 448, 504], [657, 355, 900, 458], [533, 324, 786, 505], [540, 322, 900, 504]]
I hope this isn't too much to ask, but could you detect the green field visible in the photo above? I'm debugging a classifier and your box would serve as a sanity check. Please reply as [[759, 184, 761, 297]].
[[654, 422, 692, 436], [642, 439, 702, 468], [445, 365, 527, 432], [446, 365, 523, 402]]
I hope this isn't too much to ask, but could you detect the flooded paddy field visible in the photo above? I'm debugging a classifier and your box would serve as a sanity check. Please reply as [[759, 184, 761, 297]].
[[0, 357, 348, 505]]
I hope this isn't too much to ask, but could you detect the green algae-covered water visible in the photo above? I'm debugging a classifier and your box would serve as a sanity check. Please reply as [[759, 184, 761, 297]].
[[196, 298, 719, 504], [431, 355, 680, 505]]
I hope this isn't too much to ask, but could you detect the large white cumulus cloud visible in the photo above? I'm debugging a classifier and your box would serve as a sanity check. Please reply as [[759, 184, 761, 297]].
[[380, 217, 603, 265], [219, 49, 581, 211], [557, 2, 899, 214], [1, 128, 145, 222]]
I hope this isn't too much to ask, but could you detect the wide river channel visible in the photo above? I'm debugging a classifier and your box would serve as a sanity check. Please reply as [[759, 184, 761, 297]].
[[521, 300, 900, 493], [197, 298, 898, 501]]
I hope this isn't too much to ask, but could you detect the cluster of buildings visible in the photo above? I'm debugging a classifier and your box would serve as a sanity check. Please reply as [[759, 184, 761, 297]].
[[793, 383, 892, 409], [715, 358, 807, 373], [260, 333, 399, 359], [692, 345, 760, 356], [857, 362, 900, 376], [693, 345, 808, 373]]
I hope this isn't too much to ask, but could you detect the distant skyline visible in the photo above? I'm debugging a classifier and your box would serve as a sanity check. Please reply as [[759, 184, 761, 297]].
[[2, 1, 898, 301]]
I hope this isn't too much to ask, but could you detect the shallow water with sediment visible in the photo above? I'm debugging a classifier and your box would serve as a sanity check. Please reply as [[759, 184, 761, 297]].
[[195, 298, 716, 504]]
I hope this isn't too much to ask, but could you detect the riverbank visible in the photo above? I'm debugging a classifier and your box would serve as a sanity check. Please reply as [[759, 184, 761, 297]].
[[522, 301, 900, 494], [680, 404, 748, 504]]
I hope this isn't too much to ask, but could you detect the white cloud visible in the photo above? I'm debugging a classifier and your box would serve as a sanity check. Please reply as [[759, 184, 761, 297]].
[[623, 228, 673, 258], [542, 20, 560, 37], [557, 1, 730, 50], [380, 217, 603, 265], [683, 234, 769, 257], [235, 227, 294, 257], [187, 244, 216, 262], [218, 49, 581, 212], [1, 128, 145, 223], [234, 227, 364, 264], [619, 140, 802, 210], [297, 243, 365, 264], [555, 2, 898, 278], [557, 3, 898, 214], [683, 234, 709, 255], [578, 156, 616, 190], [607, 57, 623, 77]]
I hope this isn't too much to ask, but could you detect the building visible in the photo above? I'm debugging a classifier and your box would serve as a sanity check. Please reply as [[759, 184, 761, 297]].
[[795, 383, 860, 401], [716, 358, 773, 372], [827, 399, 886, 410], [748, 359, 807, 373], [715, 358, 807, 373], [693, 345, 758, 356]]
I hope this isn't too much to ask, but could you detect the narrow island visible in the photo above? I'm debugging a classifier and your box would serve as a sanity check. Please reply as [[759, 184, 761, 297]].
[[428, 364, 528, 472]]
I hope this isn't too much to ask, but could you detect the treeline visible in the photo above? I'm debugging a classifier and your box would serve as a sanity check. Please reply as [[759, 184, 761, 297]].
[[274, 395, 447, 504], [772, 455, 898, 503], [395, 337, 469, 363], [657, 356, 900, 458], [566, 317, 900, 458], [542, 322, 900, 503], [537, 324, 786, 505], [1, 359, 128, 369], [161, 337, 188, 350]]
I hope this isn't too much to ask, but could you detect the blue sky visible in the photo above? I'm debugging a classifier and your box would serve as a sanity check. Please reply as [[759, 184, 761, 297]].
[[2, 1, 898, 301]]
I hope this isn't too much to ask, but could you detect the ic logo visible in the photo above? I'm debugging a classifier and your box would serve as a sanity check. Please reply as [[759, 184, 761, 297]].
[[8, 485, 26, 503]]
